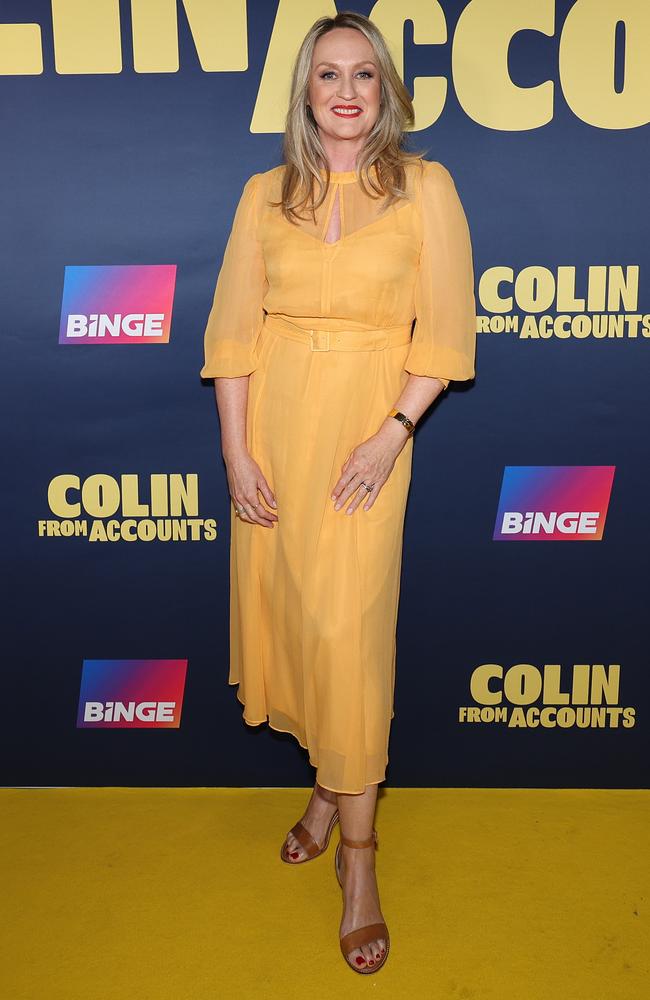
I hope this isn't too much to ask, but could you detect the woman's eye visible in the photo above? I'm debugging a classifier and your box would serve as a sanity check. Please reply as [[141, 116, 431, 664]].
[[319, 71, 373, 79]]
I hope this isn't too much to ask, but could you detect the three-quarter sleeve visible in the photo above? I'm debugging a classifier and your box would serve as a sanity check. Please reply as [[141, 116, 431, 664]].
[[404, 160, 477, 390], [200, 173, 267, 378]]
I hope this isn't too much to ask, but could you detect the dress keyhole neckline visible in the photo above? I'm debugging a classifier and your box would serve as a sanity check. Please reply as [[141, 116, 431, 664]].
[[318, 168, 358, 184]]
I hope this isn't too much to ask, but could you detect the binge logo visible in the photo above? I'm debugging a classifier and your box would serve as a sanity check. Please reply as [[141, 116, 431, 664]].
[[493, 466, 615, 541], [77, 659, 188, 728], [59, 265, 176, 344]]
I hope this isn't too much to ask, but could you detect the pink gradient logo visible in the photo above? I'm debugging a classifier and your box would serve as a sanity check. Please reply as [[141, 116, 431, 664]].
[[59, 265, 176, 344], [494, 466, 615, 540], [77, 659, 188, 728]]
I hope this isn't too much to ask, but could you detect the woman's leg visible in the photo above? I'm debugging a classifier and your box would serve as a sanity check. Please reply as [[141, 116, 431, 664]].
[[283, 780, 339, 861], [337, 783, 388, 969]]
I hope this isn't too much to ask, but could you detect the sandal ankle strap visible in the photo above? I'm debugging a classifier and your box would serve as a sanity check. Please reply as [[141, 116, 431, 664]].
[[339, 828, 378, 849]]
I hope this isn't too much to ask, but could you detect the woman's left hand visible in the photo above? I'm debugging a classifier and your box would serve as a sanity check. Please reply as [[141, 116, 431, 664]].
[[330, 423, 409, 514]]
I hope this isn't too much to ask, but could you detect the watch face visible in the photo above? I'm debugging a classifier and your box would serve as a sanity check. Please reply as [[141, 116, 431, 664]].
[[392, 411, 413, 432]]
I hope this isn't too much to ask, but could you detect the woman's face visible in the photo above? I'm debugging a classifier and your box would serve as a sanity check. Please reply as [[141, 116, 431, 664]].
[[308, 27, 381, 146]]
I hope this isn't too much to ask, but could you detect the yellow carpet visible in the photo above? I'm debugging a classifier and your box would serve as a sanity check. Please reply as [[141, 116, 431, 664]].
[[1, 787, 647, 999]]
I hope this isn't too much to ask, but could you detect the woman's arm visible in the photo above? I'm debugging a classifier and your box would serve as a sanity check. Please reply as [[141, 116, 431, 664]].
[[330, 160, 477, 513], [379, 373, 447, 443], [213, 376, 249, 461], [202, 173, 276, 524], [375, 159, 477, 444], [201, 173, 267, 380], [401, 159, 477, 395], [214, 375, 278, 527]]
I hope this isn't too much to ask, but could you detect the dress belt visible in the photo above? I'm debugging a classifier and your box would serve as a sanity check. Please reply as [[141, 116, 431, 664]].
[[263, 314, 413, 352]]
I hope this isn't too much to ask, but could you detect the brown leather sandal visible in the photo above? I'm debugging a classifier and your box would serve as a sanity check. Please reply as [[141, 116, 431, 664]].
[[335, 828, 390, 974], [280, 786, 340, 864]]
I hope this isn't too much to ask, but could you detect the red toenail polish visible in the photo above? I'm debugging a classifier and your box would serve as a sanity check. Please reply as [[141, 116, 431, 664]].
[[356, 956, 366, 966], [290, 851, 299, 858], [368, 960, 375, 966]]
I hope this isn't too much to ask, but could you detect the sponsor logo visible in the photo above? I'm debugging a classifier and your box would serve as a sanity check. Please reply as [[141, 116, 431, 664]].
[[59, 265, 176, 345], [77, 659, 188, 728], [494, 466, 615, 541]]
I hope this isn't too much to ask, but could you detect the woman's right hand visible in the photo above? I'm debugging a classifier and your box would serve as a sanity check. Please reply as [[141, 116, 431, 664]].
[[224, 449, 278, 527]]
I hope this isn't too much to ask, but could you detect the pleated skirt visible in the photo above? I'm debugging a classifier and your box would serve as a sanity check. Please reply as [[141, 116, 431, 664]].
[[228, 315, 415, 794]]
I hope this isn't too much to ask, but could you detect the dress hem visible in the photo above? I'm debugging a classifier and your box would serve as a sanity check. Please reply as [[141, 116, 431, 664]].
[[229, 680, 389, 795]]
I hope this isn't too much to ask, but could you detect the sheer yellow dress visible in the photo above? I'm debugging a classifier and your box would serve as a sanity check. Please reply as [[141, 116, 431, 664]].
[[201, 157, 476, 794]]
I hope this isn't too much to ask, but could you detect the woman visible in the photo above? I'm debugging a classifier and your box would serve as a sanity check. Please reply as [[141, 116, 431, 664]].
[[200, 11, 476, 975]]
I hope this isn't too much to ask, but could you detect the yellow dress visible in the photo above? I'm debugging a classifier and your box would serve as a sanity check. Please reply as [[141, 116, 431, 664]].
[[201, 158, 476, 794]]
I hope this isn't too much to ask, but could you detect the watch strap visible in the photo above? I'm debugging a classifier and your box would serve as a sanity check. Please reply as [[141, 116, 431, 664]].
[[388, 408, 415, 434]]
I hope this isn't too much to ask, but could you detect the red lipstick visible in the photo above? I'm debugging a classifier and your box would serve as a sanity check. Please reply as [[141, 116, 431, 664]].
[[331, 104, 362, 118]]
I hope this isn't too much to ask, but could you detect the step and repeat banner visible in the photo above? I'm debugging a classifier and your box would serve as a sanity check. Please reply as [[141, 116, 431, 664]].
[[2, 1, 647, 788]]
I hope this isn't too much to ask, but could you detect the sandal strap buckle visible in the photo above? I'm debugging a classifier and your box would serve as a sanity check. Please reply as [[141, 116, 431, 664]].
[[339, 828, 378, 850]]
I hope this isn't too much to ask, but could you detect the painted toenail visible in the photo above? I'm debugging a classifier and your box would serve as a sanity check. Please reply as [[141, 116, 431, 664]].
[[290, 851, 300, 859], [355, 956, 366, 966], [368, 960, 375, 966]]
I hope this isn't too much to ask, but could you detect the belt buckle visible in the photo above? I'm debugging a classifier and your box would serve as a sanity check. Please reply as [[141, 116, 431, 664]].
[[309, 329, 330, 352]]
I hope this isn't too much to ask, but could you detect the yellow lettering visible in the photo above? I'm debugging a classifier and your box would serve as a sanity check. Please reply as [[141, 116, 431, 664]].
[[48, 474, 81, 518], [371, 0, 447, 131], [503, 663, 542, 705], [560, 0, 650, 129], [454, 0, 554, 130], [590, 664, 620, 704], [469, 663, 503, 704], [131, 0, 247, 74]]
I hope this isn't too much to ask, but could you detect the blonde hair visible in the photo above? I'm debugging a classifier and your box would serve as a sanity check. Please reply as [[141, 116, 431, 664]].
[[269, 11, 427, 224]]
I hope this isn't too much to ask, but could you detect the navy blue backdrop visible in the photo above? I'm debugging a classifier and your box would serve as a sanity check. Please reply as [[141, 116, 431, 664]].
[[1, 0, 647, 788]]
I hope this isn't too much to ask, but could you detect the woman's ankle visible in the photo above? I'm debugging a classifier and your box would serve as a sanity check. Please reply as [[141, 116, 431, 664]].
[[315, 781, 337, 805]]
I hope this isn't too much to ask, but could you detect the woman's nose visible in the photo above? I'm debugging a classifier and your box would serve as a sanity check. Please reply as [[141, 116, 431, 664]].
[[337, 80, 357, 100]]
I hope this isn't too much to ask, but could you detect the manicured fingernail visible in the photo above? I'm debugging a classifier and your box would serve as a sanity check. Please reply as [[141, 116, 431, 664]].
[[271, 499, 277, 508], [331, 494, 336, 500], [346, 508, 353, 515], [334, 503, 340, 510]]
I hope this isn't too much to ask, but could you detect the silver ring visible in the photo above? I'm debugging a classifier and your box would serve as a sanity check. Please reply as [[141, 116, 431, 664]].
[[360, 481, 374, 492]]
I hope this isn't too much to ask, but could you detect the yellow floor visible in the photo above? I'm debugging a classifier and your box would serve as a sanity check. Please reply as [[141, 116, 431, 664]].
[[1, 787, 647, 999]]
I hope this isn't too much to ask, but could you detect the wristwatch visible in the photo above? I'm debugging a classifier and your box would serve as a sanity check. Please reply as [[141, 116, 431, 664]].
[[388, 408, 415, 435]]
